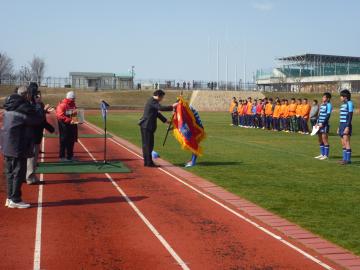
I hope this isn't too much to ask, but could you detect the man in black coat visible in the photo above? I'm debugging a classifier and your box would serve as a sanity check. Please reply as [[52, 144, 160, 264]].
[[1, 86, 43, 208], [26, 83, 55, 184], [139, 90, 177, 167]]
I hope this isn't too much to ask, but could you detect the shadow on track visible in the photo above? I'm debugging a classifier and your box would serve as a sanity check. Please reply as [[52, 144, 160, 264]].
[[36, 177, 137, 185], [39, 195, 148, 208]]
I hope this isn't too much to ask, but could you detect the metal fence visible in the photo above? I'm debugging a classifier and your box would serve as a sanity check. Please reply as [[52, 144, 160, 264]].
[[134, 79, 257, 91], [0, 75, 258, 91], [0, 76, 71, 88]]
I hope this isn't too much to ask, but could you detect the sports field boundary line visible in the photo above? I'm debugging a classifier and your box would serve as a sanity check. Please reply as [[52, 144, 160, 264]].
[[33, 136, 45, 270], [84, 120, 360, 270], [77, 139, 190, 270]]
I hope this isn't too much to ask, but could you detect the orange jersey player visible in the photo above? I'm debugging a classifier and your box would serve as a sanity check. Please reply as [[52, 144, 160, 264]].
[[300, 98, 311, 134]]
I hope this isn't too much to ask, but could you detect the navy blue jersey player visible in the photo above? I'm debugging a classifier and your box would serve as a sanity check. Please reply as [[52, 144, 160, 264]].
[[314, 92, 332, 160], [338, 89, 354, 165]]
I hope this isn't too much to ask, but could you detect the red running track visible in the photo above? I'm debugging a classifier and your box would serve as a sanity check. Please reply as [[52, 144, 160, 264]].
[[0, 114, 343, 270]]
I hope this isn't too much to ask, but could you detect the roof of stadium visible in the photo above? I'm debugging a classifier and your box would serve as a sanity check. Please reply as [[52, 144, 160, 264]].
[[277, 53, 360, 63]]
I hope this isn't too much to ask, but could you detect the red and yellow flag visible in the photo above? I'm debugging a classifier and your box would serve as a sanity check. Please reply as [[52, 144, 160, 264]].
[[172, 97, 206, 156]]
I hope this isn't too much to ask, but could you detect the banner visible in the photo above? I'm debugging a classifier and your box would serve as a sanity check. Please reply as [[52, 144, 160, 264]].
[[172, 97, 206, 156], [100, 100, 110, 119]]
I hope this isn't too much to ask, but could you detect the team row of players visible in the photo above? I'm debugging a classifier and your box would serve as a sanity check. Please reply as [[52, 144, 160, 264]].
[[230, 96, 322, 133], [228, 90, 354, 165]]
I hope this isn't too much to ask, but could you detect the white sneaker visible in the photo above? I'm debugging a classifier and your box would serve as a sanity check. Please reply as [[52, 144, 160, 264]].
[[5, 199, 9, 207], [185, 162, 195, 168], [8, 200, 31, 209], [314, 155, 323, 159], [26, 176, 40, 185], [319, 156, 328, 160]]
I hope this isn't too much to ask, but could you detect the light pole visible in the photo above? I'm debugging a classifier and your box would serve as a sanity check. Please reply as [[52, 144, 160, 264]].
[[216, 40, 219, 90], [225, 55, 228, 90], [131, 65, 135, 89], [235, 64, 237, 91]]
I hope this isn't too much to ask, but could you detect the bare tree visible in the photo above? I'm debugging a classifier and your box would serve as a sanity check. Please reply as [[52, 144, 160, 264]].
[[18, 65, 32, 83], [29, 55, 45, 85], [0, 52, 14, 84]]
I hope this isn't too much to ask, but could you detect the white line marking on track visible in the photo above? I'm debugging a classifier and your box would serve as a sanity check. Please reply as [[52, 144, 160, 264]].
[[84, 121, 336, 270], [33, 137, 45, 270], [78, 139, 190, 270]]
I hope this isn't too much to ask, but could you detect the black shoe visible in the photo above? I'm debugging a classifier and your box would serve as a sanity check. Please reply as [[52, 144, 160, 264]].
[[145, 163, 160, 168]]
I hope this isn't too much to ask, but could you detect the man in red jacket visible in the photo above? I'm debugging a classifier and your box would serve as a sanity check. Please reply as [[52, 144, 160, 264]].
[[56, 91, 78, 161]]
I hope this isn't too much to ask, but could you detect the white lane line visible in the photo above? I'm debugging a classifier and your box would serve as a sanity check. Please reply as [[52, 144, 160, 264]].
[[33, 137, 45, 270], [77, 139, 190, 270], [84, 122, 335, 270]]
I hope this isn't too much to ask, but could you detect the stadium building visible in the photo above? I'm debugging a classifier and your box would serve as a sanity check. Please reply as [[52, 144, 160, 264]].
[[256, 54, 360, 92], [70, 72, 133, 90]]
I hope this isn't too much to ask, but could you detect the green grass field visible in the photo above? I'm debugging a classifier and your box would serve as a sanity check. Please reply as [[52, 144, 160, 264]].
[[88, 110, 360, 255]]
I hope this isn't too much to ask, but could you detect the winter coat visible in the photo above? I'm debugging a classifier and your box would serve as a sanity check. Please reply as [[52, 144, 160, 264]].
[[0, 94, 43, 158], [56, 98, 78, 142], [33, 102, 55, 144]]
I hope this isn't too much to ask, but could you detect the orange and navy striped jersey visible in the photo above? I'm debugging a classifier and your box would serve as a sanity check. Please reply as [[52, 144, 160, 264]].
[[288, 103, 297, 117]]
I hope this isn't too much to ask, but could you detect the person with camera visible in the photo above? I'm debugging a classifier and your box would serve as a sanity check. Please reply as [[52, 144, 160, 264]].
[[56, 91, 78, 161], [26, 83, 55, 184], [1, 86, 43, 208]]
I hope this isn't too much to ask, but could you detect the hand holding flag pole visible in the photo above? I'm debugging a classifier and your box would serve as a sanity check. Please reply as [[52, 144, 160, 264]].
[[163, 112, 175, 147], [163, 90, 182, 147]]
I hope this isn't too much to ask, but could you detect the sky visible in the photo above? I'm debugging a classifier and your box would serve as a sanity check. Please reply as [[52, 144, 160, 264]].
[[1, 0, 360, 82]]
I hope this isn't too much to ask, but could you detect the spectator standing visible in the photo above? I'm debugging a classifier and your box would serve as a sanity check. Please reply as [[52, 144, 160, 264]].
[[56, 91, 78, 161], [26, 83, 55, 184], [309, 100, 319, 128], [1, 86, 42, 208]]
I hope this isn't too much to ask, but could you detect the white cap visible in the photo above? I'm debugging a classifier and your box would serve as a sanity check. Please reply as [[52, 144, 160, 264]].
[[66, 91, 75, 99]]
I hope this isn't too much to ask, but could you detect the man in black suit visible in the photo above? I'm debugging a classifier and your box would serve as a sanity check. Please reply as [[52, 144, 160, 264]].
[[139, 90, 177, 167]]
